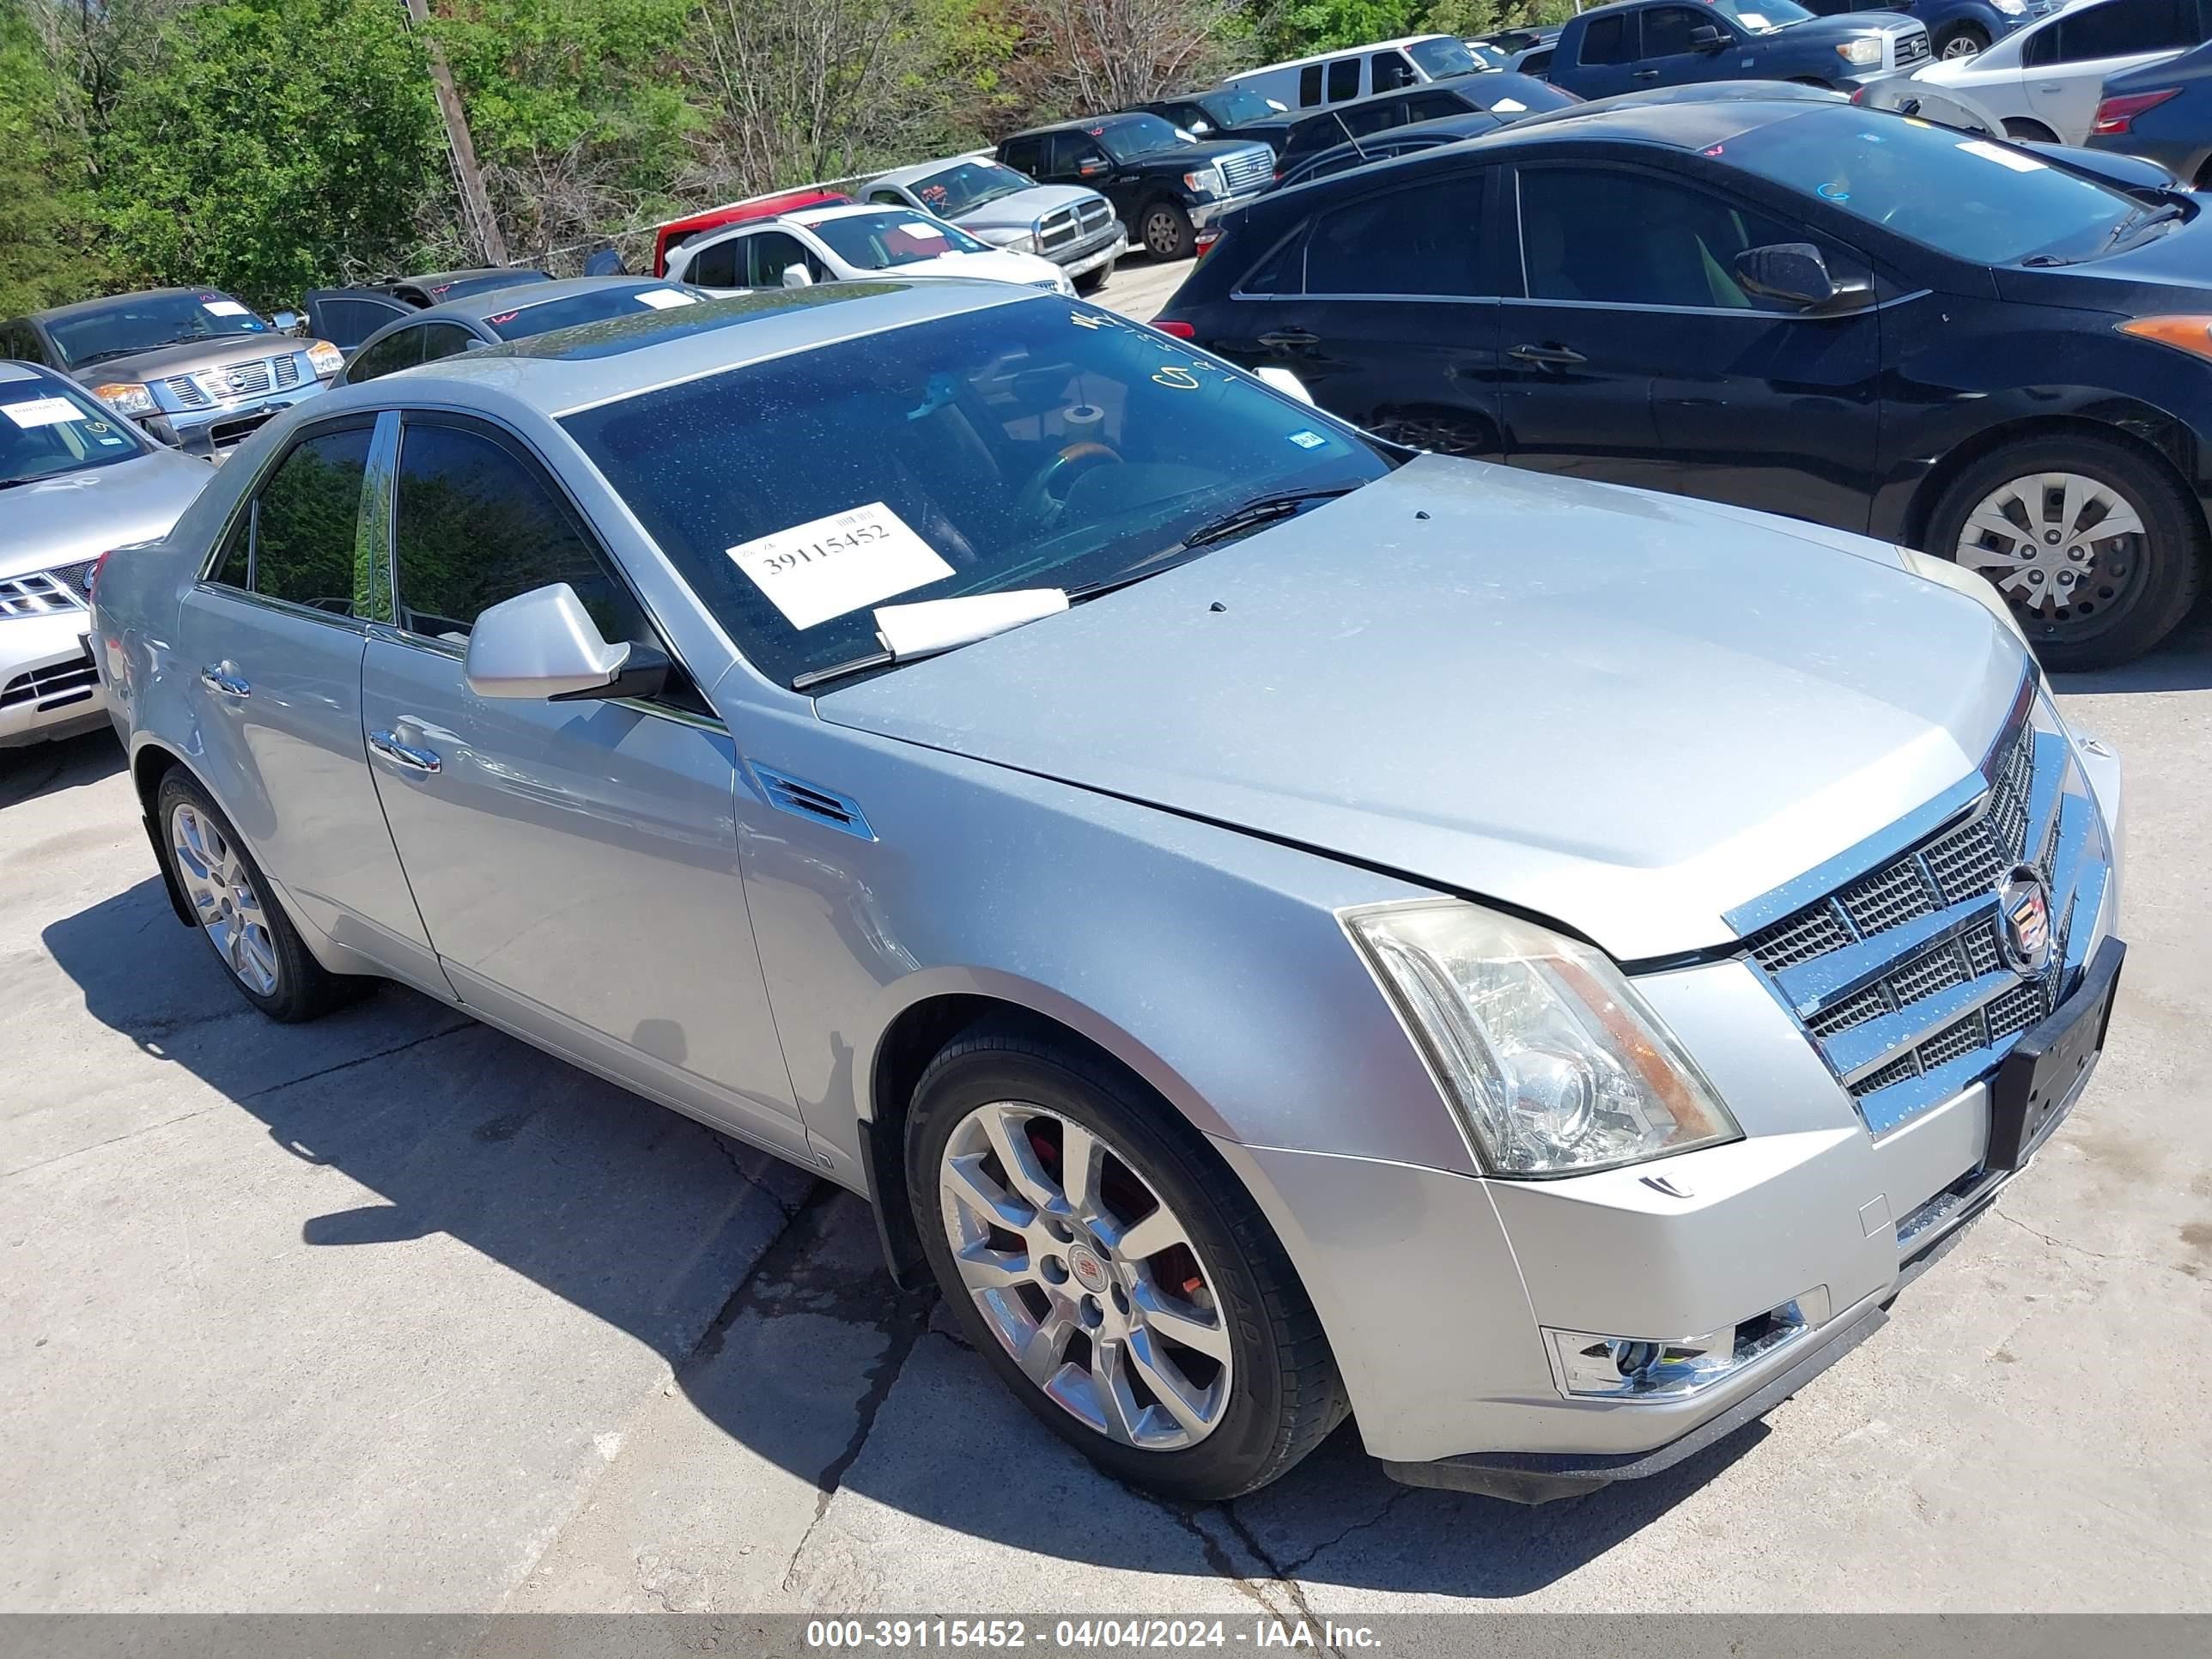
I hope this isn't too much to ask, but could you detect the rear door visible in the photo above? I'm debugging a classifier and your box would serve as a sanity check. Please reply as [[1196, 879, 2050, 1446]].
[[1214, 168, 1505, 457], [305, 289, 412, 356], [1501, 159, 1882, 528], [172, 416, 441, 986]]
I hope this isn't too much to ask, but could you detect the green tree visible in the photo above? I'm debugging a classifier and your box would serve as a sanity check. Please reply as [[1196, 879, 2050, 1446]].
[[98, 0, 447, 307], [0, 0, 109, 313]]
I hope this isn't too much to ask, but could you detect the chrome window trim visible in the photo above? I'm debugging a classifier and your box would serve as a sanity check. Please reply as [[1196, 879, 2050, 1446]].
[[187, 580, 370, 635]]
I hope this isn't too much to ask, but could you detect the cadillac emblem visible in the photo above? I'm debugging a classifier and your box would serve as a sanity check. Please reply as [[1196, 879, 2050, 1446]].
[[1996, 866, 2053, 977]]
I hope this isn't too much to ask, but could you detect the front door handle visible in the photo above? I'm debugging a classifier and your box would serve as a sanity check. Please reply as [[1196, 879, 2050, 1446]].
[[1633, 69, 1661, 80], [368, 730, 442, 774], [1258, 328, 1320, 350], [1509, 343, 1589, 368], [198, 664, 250, 699]]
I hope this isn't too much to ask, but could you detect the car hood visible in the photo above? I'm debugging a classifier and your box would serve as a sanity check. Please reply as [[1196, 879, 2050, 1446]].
[[899, 248, 1060, 284], [817, 456, 2028, 962], [61, 333, 295, 387], [1994, 209, 2212, 308], [0, 446, 212, 576], [954, 185, 1107, 233], [1775, 11, 1918, 40], [1130, 138, 1264, 168]]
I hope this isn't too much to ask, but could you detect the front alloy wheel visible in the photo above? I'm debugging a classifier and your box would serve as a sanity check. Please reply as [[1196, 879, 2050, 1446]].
[[939, 1100, 1233, 1449]]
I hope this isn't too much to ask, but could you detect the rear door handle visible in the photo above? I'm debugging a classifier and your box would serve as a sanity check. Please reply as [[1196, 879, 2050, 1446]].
[[1633, 69, 1661, 80], [1509, 343, 1589, 368], [368, 730, 442, 774], [1257, 329, 1320, 349], [198, 664, 250, 699]]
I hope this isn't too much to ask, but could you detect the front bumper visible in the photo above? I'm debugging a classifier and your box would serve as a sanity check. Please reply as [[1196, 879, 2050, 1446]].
[[1, 611, 105, 747], [146, 382, 327, 459], [1054, 229, 1127, 279]]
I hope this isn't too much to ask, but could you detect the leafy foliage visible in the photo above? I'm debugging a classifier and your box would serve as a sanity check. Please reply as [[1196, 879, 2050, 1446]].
[[0, 0, 110, 313]]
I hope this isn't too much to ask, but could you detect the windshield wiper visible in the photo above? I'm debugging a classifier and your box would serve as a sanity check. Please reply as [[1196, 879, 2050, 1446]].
[[2107, 203, 2185, 251], [1063, 486, 1362, 604]]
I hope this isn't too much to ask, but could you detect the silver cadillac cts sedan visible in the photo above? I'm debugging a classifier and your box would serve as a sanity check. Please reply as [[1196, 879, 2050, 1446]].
[[90, 282, 2125, 1504]]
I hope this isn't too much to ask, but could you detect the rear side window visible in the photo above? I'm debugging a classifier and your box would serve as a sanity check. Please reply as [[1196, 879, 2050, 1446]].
[[347, 325, 426, 384], [998, 137, 1042, 173], [2051, 0, 2194, 59], [1403, 89, 1470, 121], [1579, 14, 1635, 63], [247, 428, 372, 614], [1345, 98, 1412, 139], [1327, 57, 1361, 100], [1299, 64, 1324, 104], [391, 422, 641, 644], [1303, 175, 1486, 296], [315, 297, 407, 349], [417, 323, 477, 364]]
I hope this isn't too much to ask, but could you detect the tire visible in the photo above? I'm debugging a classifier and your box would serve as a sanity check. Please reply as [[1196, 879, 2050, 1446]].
[[1934, 22, 1988, 58], [1073, 264, 1111, 296], [155, 769, 359, 1022], [1923, 432, 2205, 671], [908, 1023, 1347, 1501], [1139, 200, 1194, 261], [2002, 117, 2058, 143]]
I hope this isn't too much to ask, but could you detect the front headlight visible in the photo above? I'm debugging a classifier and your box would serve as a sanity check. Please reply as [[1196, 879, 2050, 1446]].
[[91, 381, 158, 418], [1994, 0, 2024, 12], [1343, 900, 1741, 1177], [1182, 167, 1224, 198], [1836, 36, 1884, 66], [1897, 544, 2029, 647], [306, 339, 344, 379]]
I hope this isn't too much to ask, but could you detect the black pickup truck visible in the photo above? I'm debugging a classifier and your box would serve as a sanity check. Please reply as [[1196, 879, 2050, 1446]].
[[995, 113, 1277, 259]]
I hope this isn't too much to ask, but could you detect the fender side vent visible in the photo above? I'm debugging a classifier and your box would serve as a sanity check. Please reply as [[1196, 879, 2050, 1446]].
[[750, 763, 875, 841]]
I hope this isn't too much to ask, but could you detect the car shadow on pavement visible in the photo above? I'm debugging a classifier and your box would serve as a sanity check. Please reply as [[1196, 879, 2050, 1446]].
[[2051, 615, 2212, 696], [43, 872, 1754, 1601], [0, 728, 125, 810]]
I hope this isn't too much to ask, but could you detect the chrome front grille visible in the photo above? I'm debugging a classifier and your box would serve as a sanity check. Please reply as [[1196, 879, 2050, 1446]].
[[1894, 27, 1931, 65], [1038, 207, 1080, 252], [1078, 199, 1115, 235], [1735, 684, 2111, 1137], [165, 374, 211, 409], [0, 568, 91, 617], [1, 649, 98, 710], [1218, 145, 1275, 196], [165, 356, 284, 409]]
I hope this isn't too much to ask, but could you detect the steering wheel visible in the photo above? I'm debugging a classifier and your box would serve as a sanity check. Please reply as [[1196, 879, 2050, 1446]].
[[1014, 441, 1123, 527]]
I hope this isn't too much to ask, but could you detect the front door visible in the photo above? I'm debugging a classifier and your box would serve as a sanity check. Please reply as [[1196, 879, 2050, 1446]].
[[1501, 161, 1882, 530], [356, 412, 808, 1158], [172, 416, 441, 986], [1209, 169, 1504, 459]]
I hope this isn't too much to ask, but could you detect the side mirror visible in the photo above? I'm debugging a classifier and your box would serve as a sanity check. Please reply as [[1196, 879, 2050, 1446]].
[[463, 582, 670, 702], [1733, 241, 1873, 312], [1189, 118, 1213, 133], [271, 309, 302, 335], [781, 264, 813, 289], [1079, 160, 1107, 178], [1688, 24, 1725, 47]]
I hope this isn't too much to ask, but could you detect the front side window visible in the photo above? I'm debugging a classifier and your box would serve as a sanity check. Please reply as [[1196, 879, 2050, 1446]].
[[0, 376, 148, 484], [47, 291, 270, 371], [909, 162, 1032, 216], [391, 422, 639, 644], [1304, 175, 1487, 296], [1644, 5, 1717, 54], [247, 428, 372, 614], [1519, 165, 1812, 309], [1719, 106, 2148, 264], [803, 210, 989, 270], [1326, 57, 1362, 100], [561, 297, 1394, 686], [1407, 36, 1481, 77], [1372, 51, 1418, 91], [347, 326, 427, 384]]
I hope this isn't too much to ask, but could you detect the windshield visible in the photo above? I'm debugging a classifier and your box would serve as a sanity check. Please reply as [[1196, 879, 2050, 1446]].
[[1098, 115, 1188, 161], [561, 297, 1392, 686], [1463, 41, 1513, 69], [1711, 0, 1814, 30], [1723, 109, 2146, 264], [1199, 88, 1281, 127], [0, 377, 148, 485], [911, 161, 1033, 213], [1407, 36, 1481, 76], [806, 210, 992, 269], [484, 283, 702, 339], [46, 291, 269, 370]]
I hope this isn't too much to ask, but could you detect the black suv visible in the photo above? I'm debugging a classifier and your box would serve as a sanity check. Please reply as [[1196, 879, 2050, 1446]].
[[995, 113, 1276, 259], [1273, 74, 1577, 180]]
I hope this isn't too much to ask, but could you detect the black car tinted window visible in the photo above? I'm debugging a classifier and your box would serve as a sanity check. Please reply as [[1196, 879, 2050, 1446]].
[[1579, 13, 1635, 63], [1345, 98, 1413, 138], [1372, 50, 1417, 91], [348, 325, 427, 383], [998, 137, 1042, 173], [392, 422, 641, 643], [317, 296, 407, 349], [2054, 0, 2195, 59], [689, 237, 742, 288], [418, 323, 478, 365], [210, 513, 250, 589], [252, 428, 371, 614], [1403, 89, 1472, 121], [1299, 64, 1325, 104], [1304, 174, 1486, 295], [1644, 5, 1714, 54], [1327, 57, 1362, 100], [747, 230, 825, 285], [1519, 166, 1806, 309]]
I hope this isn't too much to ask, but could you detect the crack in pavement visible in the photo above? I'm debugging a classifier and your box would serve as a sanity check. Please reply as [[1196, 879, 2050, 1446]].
[[1994, 1206, 2209, 1286], [2, 1103, 223, 1182], [703, 1121, 805, 1224], [237, 1019, 478, 1105], [1218, 1499, 1347, 1644]]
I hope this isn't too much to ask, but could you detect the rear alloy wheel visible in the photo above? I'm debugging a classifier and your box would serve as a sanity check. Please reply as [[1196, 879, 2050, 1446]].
[[1935, 22, 1988, 58], [1141, 201, 1194, 261], [908, 1027, 1346, 1500], [1928, 435, 2204, 670]]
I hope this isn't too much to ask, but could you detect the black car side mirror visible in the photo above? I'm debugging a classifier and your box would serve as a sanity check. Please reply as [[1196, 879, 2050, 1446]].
[[1688, 24, 1726, 48], [1733, 242, 1875, 313]]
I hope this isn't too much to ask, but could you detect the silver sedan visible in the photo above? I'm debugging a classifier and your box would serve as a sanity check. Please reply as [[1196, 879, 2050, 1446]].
[[89, 282, 2124, 1502]]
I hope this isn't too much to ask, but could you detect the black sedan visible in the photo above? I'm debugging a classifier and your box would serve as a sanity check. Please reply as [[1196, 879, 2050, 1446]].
[[1159, 98, 2212, 667]]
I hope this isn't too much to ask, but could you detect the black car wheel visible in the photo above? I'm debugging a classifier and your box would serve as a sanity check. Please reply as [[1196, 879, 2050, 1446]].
[[1926, 433, 2205, 671], [1140, 201, 1194, 261], [1935, 22, 1988, 58], [908, 1021, 1347, 1501], [1074, 265, 1112, 295]]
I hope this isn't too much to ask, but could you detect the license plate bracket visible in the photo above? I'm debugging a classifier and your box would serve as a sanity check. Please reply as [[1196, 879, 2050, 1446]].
[[1986, 936, 2124, 1171]]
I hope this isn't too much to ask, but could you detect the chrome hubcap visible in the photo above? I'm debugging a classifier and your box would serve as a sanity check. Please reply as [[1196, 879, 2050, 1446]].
[[1146, 213, 1180, 255], [1954, 471, 2145, 628], [170, 804, 279, 996], [938, 1102, 1233, 1449]]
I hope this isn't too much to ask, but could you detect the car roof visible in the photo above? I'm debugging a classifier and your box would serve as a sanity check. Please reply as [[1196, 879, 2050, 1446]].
[[30, 288, 225, 323], [324, 281, 1036, 421], [870, 155, 1004, 189], [401, 276, 690, 325], [387, 267, 525, 289], [0, 360, 54, 385], [785, 202, 926, 226], [1230, 33, 1459, 74], [1003, 111, 1168, 140]]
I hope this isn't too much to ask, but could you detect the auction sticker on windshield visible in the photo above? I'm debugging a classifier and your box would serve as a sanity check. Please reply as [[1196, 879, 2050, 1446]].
[[728, 501, 954, 629], [202, 299, 251, 317], [3, 398, 89, 429]]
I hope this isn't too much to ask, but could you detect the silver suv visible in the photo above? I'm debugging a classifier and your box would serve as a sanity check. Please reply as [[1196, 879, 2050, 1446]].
[[90, 282, 2124, 1504]]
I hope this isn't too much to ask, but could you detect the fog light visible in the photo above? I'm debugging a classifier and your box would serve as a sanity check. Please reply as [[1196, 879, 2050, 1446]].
[[1545, 1291, 1825, 1400]]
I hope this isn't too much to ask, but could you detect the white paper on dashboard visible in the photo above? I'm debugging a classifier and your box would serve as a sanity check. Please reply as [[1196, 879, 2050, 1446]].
[[873, 588, 1069, 659], [3, 397, 88, 428], [902, 222, 946, 239], [1958, 138, 2045, 173], [727, 501, 954, 629], [203, 299, 250, 317], [634, 288, 697, 309]]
